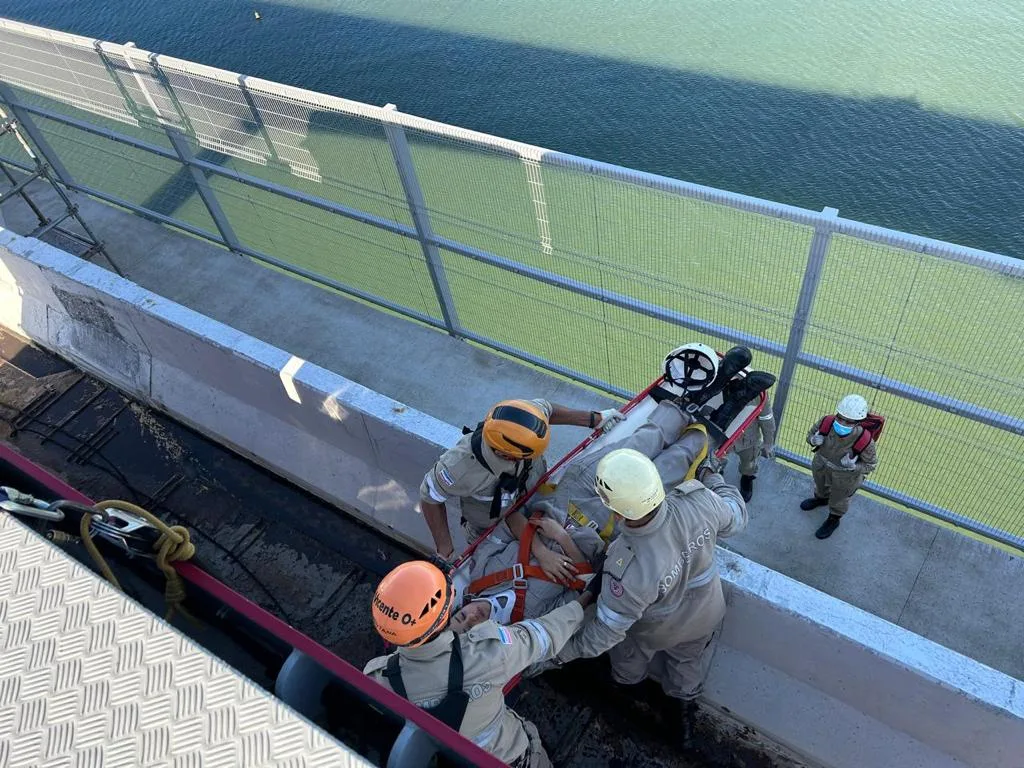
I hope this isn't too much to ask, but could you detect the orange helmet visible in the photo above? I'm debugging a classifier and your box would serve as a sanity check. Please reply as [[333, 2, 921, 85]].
[[482, 400, 550, 460], [372, 561, 453, 647]]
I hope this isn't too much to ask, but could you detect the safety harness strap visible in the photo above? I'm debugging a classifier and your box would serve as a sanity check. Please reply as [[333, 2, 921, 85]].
[[466, 512, 593, 624], [383, 640, 470, 731]]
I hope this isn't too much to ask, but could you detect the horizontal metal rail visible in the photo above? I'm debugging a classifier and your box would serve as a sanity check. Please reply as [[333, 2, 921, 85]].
[[4, 103, 1022, 438]]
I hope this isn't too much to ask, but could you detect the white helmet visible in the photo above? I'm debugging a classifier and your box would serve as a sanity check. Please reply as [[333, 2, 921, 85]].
[[836, 394, 869, 421], [594, 448, 665, 520], [664, 343, 719, 392]]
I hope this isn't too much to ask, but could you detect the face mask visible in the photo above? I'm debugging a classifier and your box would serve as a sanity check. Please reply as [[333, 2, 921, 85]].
[[833, 421, 854, 437]]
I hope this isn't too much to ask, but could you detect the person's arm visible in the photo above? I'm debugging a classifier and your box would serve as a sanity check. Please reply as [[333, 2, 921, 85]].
[[857, 438, 878, 474], [807, 417, 825, 446], [496, 601, 586, 677], [420, 500, 455, 559], [697, 473, 748, 538], [549, 403, 625, 432], [536, 517, 586, 563], [758, 399, 777, 457]]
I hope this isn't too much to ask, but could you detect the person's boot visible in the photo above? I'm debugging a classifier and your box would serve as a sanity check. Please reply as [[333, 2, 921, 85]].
[[800, 496, 828, 511], [673, 698, 700, 749], [709, 371, 776, 429], [740, 474, 755, 502], [815, 514, 842, 539]]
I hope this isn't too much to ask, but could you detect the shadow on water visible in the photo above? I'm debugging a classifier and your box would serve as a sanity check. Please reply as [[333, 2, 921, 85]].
[[5, 0, 1023, 257]]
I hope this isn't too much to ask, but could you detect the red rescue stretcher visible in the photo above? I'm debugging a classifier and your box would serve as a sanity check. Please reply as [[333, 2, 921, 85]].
[[447, 347, 769, 693]]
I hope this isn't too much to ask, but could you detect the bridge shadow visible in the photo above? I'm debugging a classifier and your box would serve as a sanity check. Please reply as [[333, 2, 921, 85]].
[[6, 0, 1022, 257]]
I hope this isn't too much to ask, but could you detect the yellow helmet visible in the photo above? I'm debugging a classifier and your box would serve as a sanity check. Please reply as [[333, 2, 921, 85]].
[[371, 561, 453, 647], [594, 448, 665, 520], [482, 400, 550, 460]]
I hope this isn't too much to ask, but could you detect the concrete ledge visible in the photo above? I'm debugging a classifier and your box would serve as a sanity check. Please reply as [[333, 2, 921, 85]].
[[1, 227, 1022, 767], [0, 228, 463, 552]]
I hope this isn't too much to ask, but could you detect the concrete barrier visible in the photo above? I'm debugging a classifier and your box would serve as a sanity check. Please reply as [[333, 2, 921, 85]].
[[1, 228, 1021, 768], [0, 227, 464, 552]]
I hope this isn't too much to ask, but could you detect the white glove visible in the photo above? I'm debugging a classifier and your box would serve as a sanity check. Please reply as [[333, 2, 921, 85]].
[[810, 434, 825, 447], [595, 408, 626, 433], [839, 452, 857, 468]]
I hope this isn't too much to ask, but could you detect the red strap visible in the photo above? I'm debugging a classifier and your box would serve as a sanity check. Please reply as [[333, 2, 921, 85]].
[[852, 426, 872, 455], [465, 512, 593, 625], [818, 415, 835, 435]]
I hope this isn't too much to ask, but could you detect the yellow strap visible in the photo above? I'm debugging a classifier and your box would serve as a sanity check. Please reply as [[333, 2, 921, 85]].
[[81, 500, 196, 622], [567, 501, 617, 543], [682, 423, 709, 482]]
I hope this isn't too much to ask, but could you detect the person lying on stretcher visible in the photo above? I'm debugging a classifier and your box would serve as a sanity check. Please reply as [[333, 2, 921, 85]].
[[450, 400, 708, 632]]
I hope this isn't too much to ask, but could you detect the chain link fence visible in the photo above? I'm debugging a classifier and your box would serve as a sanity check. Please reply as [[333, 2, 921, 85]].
[[1, 17, 1022, 549]]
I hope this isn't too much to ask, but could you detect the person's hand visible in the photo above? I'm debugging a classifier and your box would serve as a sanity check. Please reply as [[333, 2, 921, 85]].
[[760, 443, 775, 459], [595, 408, 626, 433], [536, 547, 578, 584], [839, 452, 857, 469], [697, 455, 724, 482], [536, 517, 569, 543], [809, 433, 825, 447]]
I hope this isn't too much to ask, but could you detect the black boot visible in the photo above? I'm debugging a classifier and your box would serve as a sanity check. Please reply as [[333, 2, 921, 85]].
[[815, 514, 842, 539], [673, 698, 700, 749], [710, 371, 777, 429], [800, 496, 828, 511], [740, 474, 754, 502]]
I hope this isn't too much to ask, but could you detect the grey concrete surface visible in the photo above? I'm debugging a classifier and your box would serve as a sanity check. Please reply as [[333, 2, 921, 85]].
[[2, 182, 1022, 685]]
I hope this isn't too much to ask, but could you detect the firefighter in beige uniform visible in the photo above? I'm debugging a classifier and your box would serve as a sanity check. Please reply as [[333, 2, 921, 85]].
[[553, 449, 747, 717], [364, 560, 597, 767], [800, 393, 878, 539], [728, 391, 777, 502], [419, 399, 623, 580]]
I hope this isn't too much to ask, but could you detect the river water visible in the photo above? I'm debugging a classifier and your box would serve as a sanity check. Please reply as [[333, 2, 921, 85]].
[[1, 0, 1021, 256]]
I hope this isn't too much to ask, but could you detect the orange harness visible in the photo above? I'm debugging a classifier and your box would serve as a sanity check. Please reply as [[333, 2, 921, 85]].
[[466, 512, 593, 624]]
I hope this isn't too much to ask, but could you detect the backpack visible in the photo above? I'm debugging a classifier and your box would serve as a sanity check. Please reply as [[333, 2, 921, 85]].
[[817, 412, 884, 456]]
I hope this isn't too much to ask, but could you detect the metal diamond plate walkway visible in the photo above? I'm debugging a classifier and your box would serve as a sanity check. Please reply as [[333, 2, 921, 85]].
[[0, 511, 372, 768]]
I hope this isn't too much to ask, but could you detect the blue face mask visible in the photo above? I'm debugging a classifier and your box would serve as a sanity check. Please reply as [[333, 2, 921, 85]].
[[833, 421, 854, 437]]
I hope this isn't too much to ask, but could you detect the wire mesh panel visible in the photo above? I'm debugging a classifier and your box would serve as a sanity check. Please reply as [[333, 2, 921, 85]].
[[29, 113, 217, 235], [0, 20, 136, 126], [207, 174, 441, 320], [806, 234, 1024, 422]]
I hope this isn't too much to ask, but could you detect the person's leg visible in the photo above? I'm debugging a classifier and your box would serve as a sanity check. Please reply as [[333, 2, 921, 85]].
[[619, 401, 689, 459], [660, 627, 721, 702], [737, 445, 759, 501], [521, 720, 553, 768], [608, 634, 656, 686], [802, 462, 831, 510], [816, 472, 863, 539], [652, 425, 708, 488]]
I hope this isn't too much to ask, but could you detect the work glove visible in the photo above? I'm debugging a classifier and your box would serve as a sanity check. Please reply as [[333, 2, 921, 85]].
[[760, 443, 775, 459], [839, 452, 857, 469], [584, 572, 604, 603], [809, 433, 825, 447], [595, 408, 626, 433], [696, 455, 725, 482]]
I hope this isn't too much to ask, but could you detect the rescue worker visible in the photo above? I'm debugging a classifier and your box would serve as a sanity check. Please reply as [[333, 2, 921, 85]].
[[419, 399, 624, 580], [727, 391, 776, 502], [551, 448, 747, 739], [364, 560, 598, 767], [801, 394, 879, 539], [539, 400, 708, 544]]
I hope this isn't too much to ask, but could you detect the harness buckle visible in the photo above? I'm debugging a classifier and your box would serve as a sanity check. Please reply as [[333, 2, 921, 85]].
[[512, 562, 527, 590], [586, 519, 600, 531]]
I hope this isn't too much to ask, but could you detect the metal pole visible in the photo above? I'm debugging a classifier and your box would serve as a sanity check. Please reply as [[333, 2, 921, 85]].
[[119, 45, 241, 253], [772, 207, 838, 431], [381, 104, 462, 337], [164, 128, 242, 253], [0, 83, 76, 187]]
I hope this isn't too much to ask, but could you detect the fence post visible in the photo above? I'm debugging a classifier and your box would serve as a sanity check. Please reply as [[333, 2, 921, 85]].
[[380, 104, 462, 337], [0, 83, 77, 188], [772, 207, 838, 432], [119, 45, 241, 254]]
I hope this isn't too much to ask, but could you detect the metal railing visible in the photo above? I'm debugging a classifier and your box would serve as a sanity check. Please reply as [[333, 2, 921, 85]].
[[1, 17, 1022, 550]]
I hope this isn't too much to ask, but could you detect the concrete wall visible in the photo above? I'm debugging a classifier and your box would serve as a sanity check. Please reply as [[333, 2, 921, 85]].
[[0, 227, 464, 552], [1, 228, 1022, 768]]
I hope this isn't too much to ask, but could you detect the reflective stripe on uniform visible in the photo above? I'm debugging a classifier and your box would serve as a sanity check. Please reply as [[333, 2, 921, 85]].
[[596, 601, 636, 632], [424, 473, 449, 503], [759, 412, 774, 421], [471, 715, 503, 748], [517, 619, 552, 658]]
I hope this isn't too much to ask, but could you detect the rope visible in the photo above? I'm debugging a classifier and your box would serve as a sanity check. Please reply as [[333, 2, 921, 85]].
[[80, 499, 196, 621]]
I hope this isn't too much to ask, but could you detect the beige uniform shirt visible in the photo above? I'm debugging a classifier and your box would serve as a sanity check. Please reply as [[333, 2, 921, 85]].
[[557, 473, 746, 663], [469, 520, 605, 619], [807, 417, 878, 474], [364, 601, 584, 764], [420, 400, 552, 539]]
